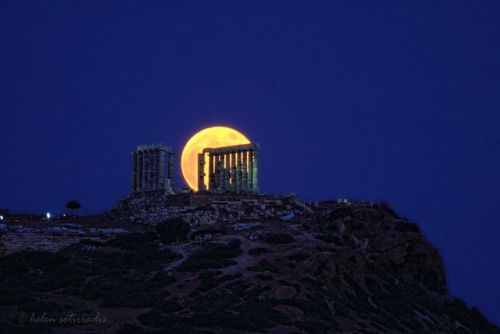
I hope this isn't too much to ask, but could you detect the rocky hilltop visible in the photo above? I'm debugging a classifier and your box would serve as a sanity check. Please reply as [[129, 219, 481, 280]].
[[0, 199, 498, 333]]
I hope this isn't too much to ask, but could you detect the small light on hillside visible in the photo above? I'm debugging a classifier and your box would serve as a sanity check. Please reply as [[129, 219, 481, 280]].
[[46, 212, 51, 220]]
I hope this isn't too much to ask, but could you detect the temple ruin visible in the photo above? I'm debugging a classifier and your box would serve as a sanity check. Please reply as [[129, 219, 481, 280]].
[[197, 143, 259, 193], [114, 141, 262, 223], [131, 144, 175, 194]]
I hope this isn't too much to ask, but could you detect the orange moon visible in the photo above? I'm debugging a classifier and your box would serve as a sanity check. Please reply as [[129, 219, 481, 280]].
[[181, 126, 251, 191]]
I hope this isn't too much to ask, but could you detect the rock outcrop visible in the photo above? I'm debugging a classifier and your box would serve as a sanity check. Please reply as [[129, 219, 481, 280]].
[[0, 200, 497, 333]]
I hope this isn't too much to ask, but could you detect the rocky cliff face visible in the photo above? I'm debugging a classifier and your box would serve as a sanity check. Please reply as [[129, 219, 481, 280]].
[[0, 200, 498, 333]]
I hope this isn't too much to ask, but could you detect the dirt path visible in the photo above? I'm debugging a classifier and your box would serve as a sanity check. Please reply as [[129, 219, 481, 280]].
[[163, 243, 189, 272]]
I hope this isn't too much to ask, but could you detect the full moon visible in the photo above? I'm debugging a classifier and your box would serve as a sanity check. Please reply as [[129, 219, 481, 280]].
[[181, 126, 251, 191]]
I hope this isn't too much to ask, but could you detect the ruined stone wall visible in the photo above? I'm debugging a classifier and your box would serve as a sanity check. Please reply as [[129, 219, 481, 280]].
[[110, 192, 312, 226]]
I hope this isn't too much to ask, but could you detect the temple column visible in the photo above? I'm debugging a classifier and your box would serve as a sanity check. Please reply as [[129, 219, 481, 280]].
[[242, 151, 248, 192], [157, 150, 162, 190], [150, 150, 154, 190], [198, 153, 206, 191], [153, 150, 158, 190], [235, 151, 241, 193], [217, 154, 224, 192], [148, 150, 153, 190], [222, 153, 227, 191], [141, 150, 145, 191], [232, 152, 236, 191], [230, 151, 236, 191], [208, 153, 214, 191], [163, 150, 169, 192], [213, 154, 218, 191], [139, 150, 143, 191], [136, 152, 142, 191], [224, 152, 228, 191], [218, 154, 223, 191], [146, 150, 154, 191], [158, 150, 164, 190], [248, 150, 254, 191], [252, 148, 259, 192], [167, 152, 174, 184]]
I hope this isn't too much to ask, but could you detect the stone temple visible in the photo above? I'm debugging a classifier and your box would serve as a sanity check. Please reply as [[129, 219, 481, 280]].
[[113, 141, 264, 223], [131, 144, 175, 195], [197, 143, 259, 193], [130, 143, 259, 195]]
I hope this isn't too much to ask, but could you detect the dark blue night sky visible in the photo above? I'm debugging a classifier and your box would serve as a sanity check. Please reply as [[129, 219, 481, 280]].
[[1, 0, 499, 325]]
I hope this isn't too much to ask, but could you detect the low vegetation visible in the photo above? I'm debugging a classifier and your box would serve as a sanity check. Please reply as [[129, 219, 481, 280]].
[[262, 232, 295, 244], [177, 239, 242, 272], [0, 202, 498, 333], [156, 217, 190, 243]]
